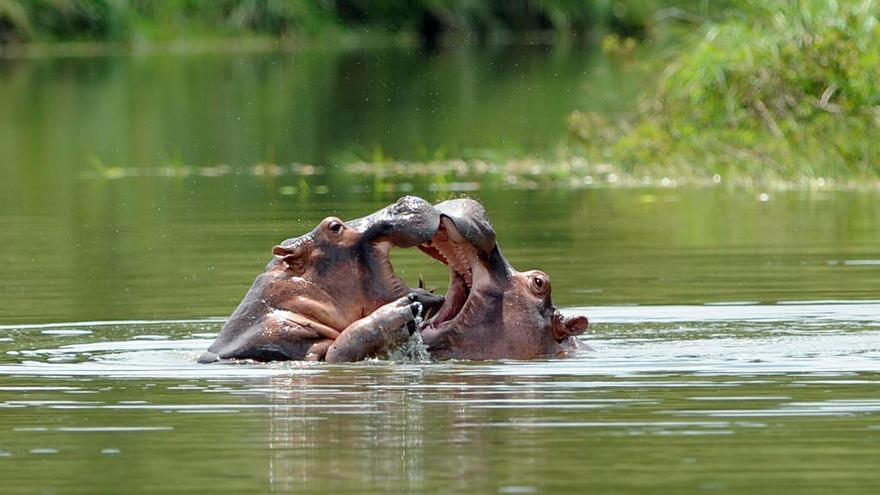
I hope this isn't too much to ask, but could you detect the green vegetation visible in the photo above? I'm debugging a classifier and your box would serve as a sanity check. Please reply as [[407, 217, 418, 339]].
[[4, 1, 876, 185], [0, 0, 683, 48], [569, 0, 880, 182]]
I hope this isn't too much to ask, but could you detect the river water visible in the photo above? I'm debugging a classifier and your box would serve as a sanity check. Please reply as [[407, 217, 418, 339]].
[[1, 45, 879, 494]]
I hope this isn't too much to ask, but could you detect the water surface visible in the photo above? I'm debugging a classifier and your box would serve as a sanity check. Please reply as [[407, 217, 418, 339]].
[[1, 303, 879, 494], [1, 45, 879, 494]]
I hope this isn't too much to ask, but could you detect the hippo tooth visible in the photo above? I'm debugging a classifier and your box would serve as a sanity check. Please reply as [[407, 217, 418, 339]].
[[451, 244, 472, 286]]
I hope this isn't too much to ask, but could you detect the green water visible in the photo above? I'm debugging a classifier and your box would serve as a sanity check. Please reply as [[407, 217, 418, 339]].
[[1, 45, 879, 494]]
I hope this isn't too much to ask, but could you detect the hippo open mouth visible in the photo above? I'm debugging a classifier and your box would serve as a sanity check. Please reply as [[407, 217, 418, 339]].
[[418, 221, 475, 328], [202, 194, 586, 363], [414, 198, 589, 360], [416, 199, 499, 331]]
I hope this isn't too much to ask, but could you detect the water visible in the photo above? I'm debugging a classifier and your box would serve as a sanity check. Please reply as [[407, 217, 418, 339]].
[[1, 304, 879, 493], [2, 45, 880, 493]]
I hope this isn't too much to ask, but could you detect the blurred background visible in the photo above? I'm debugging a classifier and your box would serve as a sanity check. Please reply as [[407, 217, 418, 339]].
[[1, 1, 878, 323]]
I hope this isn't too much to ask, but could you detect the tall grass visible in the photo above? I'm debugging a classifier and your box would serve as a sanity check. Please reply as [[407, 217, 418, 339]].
[[570, 0, 880, 180]]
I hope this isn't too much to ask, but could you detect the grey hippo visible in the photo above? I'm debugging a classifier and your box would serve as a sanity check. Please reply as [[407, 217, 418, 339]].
[[199, 196, 444, 363]]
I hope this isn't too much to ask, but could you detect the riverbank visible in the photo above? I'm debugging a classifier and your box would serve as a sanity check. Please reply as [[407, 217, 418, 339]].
[[568, 0, 880, 183], [5, 1, 878, 186], [0, 32, 411, 58], [0, 0, 672, 53]]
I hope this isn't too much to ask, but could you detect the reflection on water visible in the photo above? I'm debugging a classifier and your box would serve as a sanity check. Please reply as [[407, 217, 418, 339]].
[[1, 303, 879, 493], [2, 44, 879, 493], [0, 45, 627, 171], [1, 45, 878, 325], [1, 186, 879, 325]]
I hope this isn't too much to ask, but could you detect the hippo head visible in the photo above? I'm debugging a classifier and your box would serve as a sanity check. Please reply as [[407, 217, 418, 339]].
[[417, 198, 589, 360], [268, 195, 441, 324], [200, 196, 443, 363]]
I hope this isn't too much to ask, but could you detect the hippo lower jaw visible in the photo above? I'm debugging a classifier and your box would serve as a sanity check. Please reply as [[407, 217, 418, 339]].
[[371, 239, 410, 301], [417, 217, 493, 332]]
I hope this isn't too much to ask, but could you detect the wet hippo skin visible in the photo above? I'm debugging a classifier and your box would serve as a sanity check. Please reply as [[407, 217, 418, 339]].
[[199, 196, 444, 363], [417, 198, 589, 360], [200, 196, 588, 363]]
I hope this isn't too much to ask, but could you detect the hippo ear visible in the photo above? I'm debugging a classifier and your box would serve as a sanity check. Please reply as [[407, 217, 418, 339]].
[[272, 244, 305, 271], [565, 316, 589, 336], [552, 315, 589, 341]]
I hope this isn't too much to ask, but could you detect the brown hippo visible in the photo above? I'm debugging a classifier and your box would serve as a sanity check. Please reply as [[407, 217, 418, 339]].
[[199, 196, 444, 363], [417, 198, 589, 360]]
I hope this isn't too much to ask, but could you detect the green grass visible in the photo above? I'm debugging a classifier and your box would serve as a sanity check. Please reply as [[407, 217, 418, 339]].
[[569, 0, 880, 182]]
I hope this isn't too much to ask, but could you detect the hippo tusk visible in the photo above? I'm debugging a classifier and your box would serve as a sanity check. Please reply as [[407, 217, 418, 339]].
[[418, 274, 437, 294]]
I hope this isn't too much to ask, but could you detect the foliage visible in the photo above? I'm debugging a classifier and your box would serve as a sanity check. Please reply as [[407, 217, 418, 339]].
[[569, 0, 880, 180], [0, 0, 694, 46]]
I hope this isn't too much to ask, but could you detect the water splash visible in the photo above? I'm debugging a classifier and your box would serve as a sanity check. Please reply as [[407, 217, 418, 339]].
[[388, 302, 432, 362], [388, 330, 431, 363]]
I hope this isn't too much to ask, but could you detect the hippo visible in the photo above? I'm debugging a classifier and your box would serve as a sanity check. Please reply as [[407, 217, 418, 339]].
[[417, 198, 589, 360], [199, 196, 445, 363]]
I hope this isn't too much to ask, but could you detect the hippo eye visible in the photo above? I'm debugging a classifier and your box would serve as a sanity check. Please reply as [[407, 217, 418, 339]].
[[328, 220, 344, 235], [530, 274, 549, 295]]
